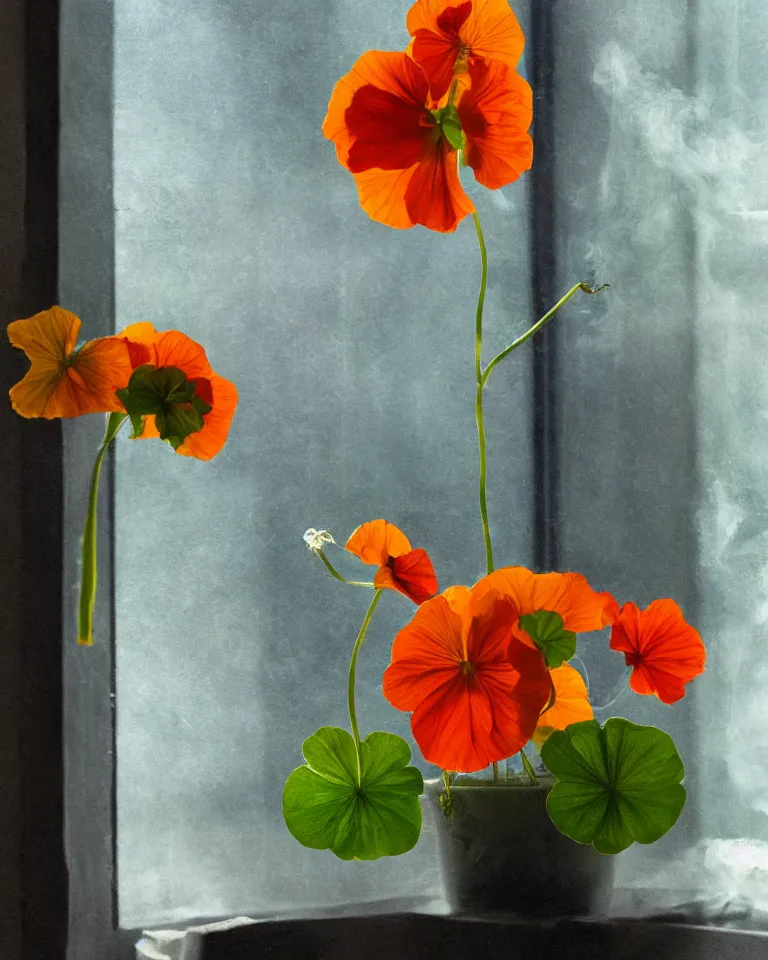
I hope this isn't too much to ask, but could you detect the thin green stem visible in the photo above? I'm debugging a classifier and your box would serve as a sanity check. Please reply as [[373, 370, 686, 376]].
[[348, 589, 383, 785], [521, 748, 539, 785], [78, 412, 127, 645], [481, 283, 608, 389], [317, 549, 375, 588], [473, 212, 494, 575], [492, 761, 499, 784]]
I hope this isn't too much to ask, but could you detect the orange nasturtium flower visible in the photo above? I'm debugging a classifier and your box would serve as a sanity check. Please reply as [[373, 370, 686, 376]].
[[406, 0, 526, 100], [610, 599, 706, 705], [345, 519, 438, 604], [8, 306, 137, 418], [7, 306, 239, 646], [479, 565, 618, 644], [118, 323, 239, 461], [323, 51, 532, 232], [532, 663, 593, 746], [382, 583, 552, 772]]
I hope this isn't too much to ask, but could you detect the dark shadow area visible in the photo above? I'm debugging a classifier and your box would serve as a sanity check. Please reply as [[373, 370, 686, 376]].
[[0, 0, 68, 958], [528, 0, 560, 572], [198, 914, 768, 960]]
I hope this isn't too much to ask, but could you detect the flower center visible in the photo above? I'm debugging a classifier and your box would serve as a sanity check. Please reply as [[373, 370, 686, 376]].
[[459, 659, 474, 681]]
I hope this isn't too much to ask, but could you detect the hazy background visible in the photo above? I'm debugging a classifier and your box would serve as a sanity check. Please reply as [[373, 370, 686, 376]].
[[111, 0, 533, 925], [69, 0, 768, 927], [554, 0, 768, 918]]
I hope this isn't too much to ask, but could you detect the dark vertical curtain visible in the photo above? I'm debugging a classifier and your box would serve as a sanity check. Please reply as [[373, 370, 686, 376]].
[[528, 1, 560, 571], [0, 0, 68, 958]]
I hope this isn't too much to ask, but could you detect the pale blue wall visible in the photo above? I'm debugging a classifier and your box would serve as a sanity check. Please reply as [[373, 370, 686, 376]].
[[111, 0, 533, 925]]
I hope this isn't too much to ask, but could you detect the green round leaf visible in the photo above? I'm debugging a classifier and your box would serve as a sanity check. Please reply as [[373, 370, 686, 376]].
[[540, 718, 686, 855], [283, 727, 424, 861], [518, 609, 576, 669]]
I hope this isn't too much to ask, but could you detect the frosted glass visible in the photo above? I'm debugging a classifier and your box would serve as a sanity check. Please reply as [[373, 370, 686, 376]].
[[107, 0, 768, 930], [553, 0, 768, 920], [112, 0, 533, 926]]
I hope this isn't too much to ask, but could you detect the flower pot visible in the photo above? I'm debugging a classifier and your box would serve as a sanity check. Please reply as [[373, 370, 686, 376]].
[[423, 775, 614, 917]]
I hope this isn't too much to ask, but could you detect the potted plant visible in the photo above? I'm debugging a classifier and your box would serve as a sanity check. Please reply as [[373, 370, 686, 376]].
[[281, 0, 706, 916]]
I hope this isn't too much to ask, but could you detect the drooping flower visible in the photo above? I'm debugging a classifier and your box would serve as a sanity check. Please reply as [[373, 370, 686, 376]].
[[479, 565, 618, 649], [322, 50, 532, 232], [406, 0, 527, 101], [610, 599, 706, 705], [382, 583, 552, 771], [532, 663, 593, 746], [345, 519, 438, 604], [117, 322, 238, 461], [8, 306, 137, 419]]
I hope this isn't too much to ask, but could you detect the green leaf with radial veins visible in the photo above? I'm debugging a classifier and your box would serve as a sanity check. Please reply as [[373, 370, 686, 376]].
[[283, 727, 423, 861], [540, 718, 686, 855], [519, 609, 577, 668]]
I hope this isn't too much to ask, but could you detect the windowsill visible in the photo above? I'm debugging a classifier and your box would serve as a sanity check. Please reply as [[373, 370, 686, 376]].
[[137, 898, 768, 960]]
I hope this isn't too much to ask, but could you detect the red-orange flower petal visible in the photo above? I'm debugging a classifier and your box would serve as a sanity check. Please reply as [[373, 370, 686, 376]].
[[407, 0, 526, 100], [533, 663, 593, 746], [323, 50, 474, 232], [610, 599, 706, 705], [479, 567, 617, 649], [346, 519, 412, 566], [374, 549, 439, 605], [175, 372, 238, 461], [118, 322, 238, 461], [347, 520, 438, 604], [383, 584, 552, 771], [383, 593, 467, 712], [8, 306, 136, 418], [458, 58, 533, 189]]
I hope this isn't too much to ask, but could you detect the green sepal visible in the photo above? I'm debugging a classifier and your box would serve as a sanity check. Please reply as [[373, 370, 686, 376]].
[[519, 609, 577, 668], [432, 104, 465, 152], [540, 718, 686, 855], [116, 364, 212, 448], [283, 726, 424, 861], [441, 118, 465, 151]]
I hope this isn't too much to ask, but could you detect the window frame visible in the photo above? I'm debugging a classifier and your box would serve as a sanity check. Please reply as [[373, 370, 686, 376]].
[[53, 0, 765, 956], [0, 0, 68, 958]]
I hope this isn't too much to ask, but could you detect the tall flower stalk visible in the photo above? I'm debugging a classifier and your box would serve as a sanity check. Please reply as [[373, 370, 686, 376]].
[[471, 212, 606, 580], [286, 0, 705, 863]]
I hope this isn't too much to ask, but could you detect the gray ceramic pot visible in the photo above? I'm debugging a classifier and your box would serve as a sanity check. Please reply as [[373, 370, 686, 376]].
[[423, 775, 614, 917]]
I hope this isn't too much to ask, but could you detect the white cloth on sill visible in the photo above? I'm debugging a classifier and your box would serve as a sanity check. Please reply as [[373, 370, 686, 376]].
[[135, 916, 257, 960]]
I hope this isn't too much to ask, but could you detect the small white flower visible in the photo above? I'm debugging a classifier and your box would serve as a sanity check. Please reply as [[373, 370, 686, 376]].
[[303, 528, 335, 552]]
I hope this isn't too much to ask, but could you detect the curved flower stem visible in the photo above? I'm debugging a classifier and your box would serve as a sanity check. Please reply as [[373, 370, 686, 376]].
[[592, 667, 632, 711], [570, 654, 590, 696], [521, 748, 539, 785], [77, 412, 127, 646], [480, 283, 609, 390], [473, 212, 494, 575], [348, 589, 383, 786], [316, 549, 375, 588]]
